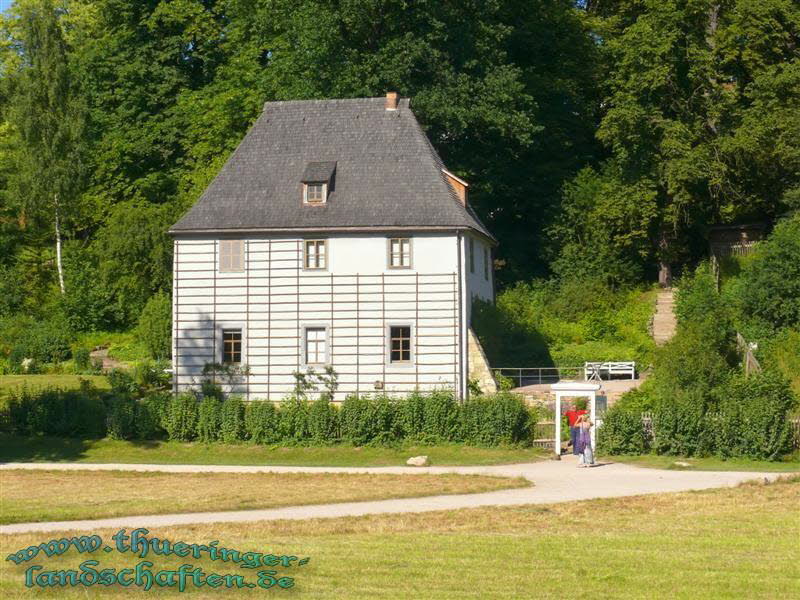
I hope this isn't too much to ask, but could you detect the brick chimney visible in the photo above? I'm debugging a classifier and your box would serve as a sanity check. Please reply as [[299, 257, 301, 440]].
[[385, 91, 399, 111]]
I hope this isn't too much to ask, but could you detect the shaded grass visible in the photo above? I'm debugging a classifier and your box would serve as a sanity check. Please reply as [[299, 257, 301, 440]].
[[0, 435, 548, 467], [0, 470, 528, 525], [0, 478, 797, 598], [0, 375, 109, 399], [606, 453, 800, 472]]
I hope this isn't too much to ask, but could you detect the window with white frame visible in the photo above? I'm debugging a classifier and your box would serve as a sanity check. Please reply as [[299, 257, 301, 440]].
[[483, 246, 489, 280], [469, 237, 475, 273], [221, 329, 242, 364], [219, 240, 244, 272], [305, 327, 327, 365], [304, 182, 327, 204], [388, 325, 412, 364], [388, 237, 411, 268], [304, 239, 327, 269]]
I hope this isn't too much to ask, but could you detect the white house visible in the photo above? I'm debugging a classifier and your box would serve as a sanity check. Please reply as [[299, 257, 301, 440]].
[[169, 93, 497, 401]]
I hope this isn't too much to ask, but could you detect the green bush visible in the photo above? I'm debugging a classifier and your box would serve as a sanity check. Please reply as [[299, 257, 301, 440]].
[[2, 387, 106, 438], [135, 393, 169, 439], [197, 397, 221, 443], [73, 347, 91, 372], [596, 388, 652, 455], [674, 263, 733, 349], [219, 396, 245, 443], [738, 215, 800, 332], [653, 325, 732, 393], [106, 396, 137, 440], [308, 398, 339, 443], [460, 392, 532, 446], [419, 389, 460, 442], [136, 292, 172, 360], [340, 394, 397, 445], [165, 393, 199, 441], [278, 397, 310, 442], [715, 371, 797, 460], [244, 401, 279, 443], [10, 318, 74, 365], [651, 388, 715, 456]]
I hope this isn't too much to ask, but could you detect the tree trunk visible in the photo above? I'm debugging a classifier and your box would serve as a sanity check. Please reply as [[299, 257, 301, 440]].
[[658, 229, 672, 288], [658, 261, 672, 288], [55, 194, 65, 294]]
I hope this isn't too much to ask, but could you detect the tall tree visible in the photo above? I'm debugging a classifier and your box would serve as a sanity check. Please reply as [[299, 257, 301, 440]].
[[3, 0, 86, 294], [552, 0, 800, 285]]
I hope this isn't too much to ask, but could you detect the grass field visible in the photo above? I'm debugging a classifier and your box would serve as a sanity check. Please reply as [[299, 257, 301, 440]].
[[0, 477, 797, 598], [0, 469, 527, 525], [0, 375, 110, 398], [607, 453, 800, 472], [0, 435, 548, 466]]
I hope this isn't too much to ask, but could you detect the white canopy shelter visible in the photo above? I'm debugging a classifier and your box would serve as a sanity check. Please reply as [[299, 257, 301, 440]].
[[550, 381, 601, 458]]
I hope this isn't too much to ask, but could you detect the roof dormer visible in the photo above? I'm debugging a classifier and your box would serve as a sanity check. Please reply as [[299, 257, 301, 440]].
[[302, 161, 336, 205]]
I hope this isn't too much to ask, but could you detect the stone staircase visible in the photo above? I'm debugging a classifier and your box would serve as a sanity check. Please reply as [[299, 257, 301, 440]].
[[652, 288, 677, 345]]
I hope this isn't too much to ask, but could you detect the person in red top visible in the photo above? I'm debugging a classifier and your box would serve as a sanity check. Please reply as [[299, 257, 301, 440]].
[[565, 404, 588, 456]]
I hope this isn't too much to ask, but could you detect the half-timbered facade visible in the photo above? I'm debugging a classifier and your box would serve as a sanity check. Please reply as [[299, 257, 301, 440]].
[[170, 94, 496, 400]]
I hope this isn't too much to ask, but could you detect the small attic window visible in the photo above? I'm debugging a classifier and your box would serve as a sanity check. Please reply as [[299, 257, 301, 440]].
[[304, 182, 326, 204], [301, 161, 336, 205]]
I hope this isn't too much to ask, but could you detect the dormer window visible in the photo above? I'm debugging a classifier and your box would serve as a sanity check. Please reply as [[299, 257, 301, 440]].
[[304, 182, 326, 204], [301, 161, 336, 205]]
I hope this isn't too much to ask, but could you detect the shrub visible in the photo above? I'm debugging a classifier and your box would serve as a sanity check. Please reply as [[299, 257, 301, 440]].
[[106, 396, 137, 440], [651, 388, 715, 457], [419, 390, 460, 442], [738, 214, 800, 331], [166, 393, 199, 441], [13, 319, 74, 364], [3, 387, 106, 438], [653, 325, 732, 393], [244, 401, 279, 444], [219, 396, 245, 443], [108, 369, 139, 396], [197, 397, 222, 443], [597, 392, 649, 455], [460, 392, 532, 446], [339, 394, 397, 445], [308, 398, 339, 443], [278, 397, 310, 442], [674, 263, 731, 343], [73, 347, 91, 372], [715, 371, 797, 460], [137, 292, 172, 360], [135, 393, 169, 439]]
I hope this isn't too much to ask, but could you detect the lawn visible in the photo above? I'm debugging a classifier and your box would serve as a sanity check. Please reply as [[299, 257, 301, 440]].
[[0, 477, 797, 598], [0, 375, 110, 398], [0, 435, 548, 467], [607, 453, 800, 472], [0, 470, 528, 525]]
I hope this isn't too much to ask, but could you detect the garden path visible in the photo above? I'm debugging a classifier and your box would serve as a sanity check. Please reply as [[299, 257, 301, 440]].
[[0, 457, 785, 534]]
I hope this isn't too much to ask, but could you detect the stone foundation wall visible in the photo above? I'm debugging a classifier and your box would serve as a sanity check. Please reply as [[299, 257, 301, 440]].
[[467, 328, 497, 394]]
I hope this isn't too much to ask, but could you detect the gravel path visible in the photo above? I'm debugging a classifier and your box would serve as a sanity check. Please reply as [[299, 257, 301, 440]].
[[0, 457, 784, 534]]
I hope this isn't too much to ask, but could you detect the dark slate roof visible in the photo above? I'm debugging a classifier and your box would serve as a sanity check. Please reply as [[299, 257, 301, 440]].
[[170, 96, 494, 241], [301, 161, 337, 183]]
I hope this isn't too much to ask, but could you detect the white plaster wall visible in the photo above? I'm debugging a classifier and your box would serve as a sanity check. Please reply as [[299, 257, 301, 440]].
[[172, 232, 465, 401], [463, 233, 495, 324]]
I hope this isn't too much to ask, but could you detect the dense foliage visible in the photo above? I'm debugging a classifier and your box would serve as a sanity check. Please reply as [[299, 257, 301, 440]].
[[0, 385, 536, 447], [599, 244, 800, 461], [472, 278, 656, 368]]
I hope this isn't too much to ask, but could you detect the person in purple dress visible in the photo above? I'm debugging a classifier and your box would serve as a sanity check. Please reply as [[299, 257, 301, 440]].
[[574, 414, 595, 467]]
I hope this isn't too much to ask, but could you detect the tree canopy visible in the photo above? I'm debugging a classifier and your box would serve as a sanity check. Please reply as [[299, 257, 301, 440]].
[[0, 0, 797, 330]]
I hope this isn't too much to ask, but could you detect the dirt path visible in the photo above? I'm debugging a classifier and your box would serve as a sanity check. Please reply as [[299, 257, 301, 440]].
[[0, 457, 783, 534]]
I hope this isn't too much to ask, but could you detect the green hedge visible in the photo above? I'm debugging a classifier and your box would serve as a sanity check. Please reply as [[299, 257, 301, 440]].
[[599, 371, 797, 461], [1, 388, 106, 438], [0, 388, 537, 448]]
